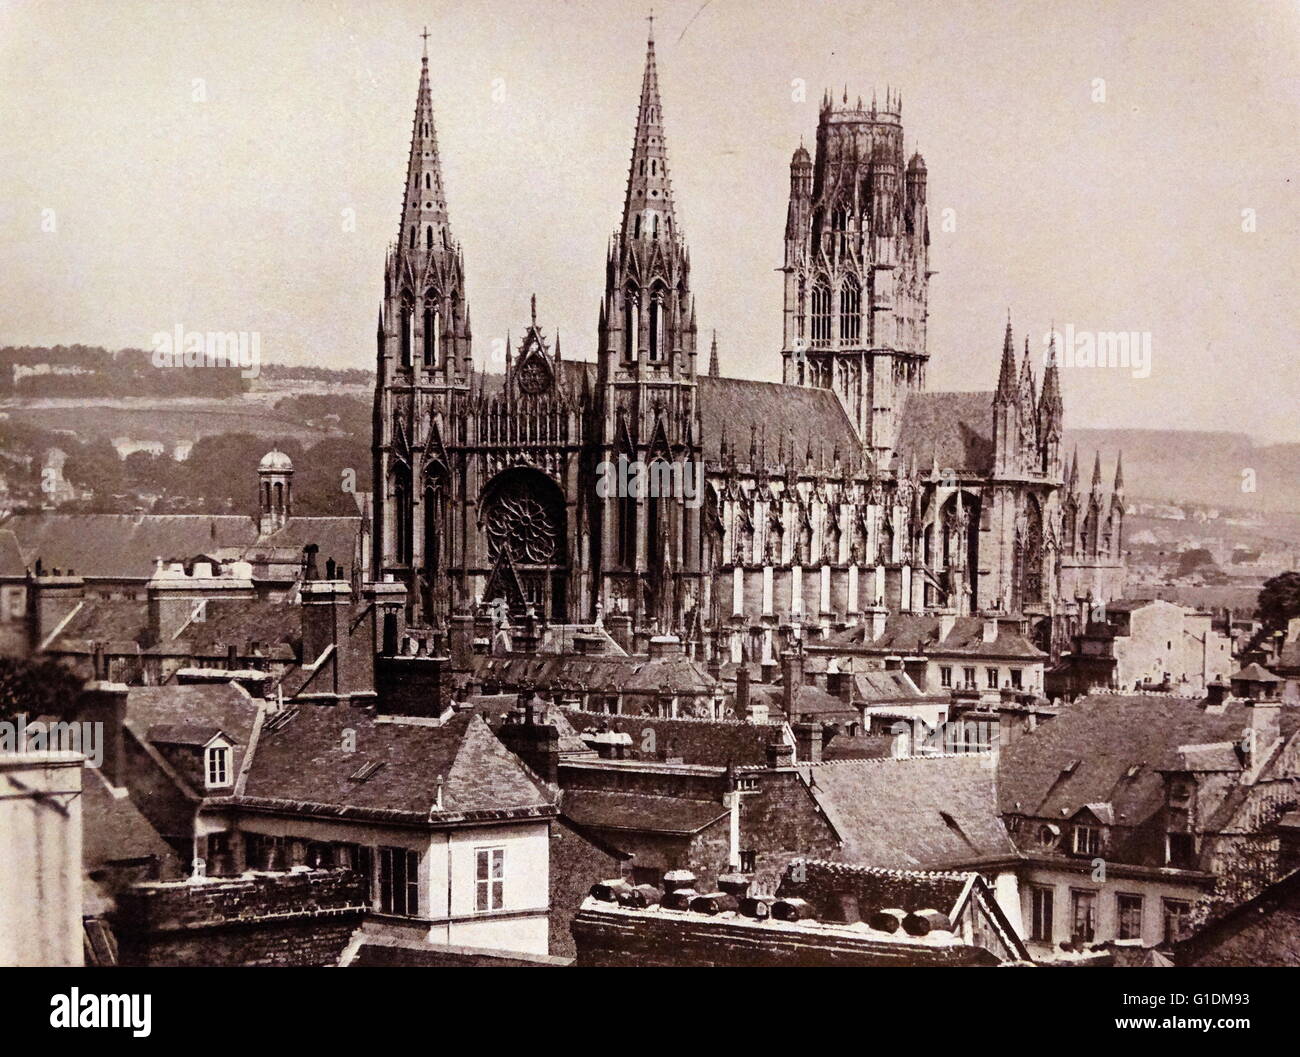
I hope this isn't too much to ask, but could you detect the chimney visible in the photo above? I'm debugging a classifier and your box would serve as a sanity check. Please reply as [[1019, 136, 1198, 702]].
[[1247, 698, 1282, 760], [864, 605, 888, 640], [781, 651, 804, 717], [760, 658, 778, 684], [982, 618, 998, 644], [78, 680, 129, 788], [450, 609, 474, 668], [648, 634, 681, 660], [1205, 679, 1229, 708], [26, 568, 86, 652], [707, 655, 722, 682], [938, 613, 957, 641], [735, 666, 751, 714], [793, 715, 823, 763], [903, 655, 927, 690], [884, 654, 903, 672], [765, 740, 795, 769], [496, 701, 560, 784], [226, 644, 239, 670], [573, 632, 605, 656], [607, 613, 633, 653]]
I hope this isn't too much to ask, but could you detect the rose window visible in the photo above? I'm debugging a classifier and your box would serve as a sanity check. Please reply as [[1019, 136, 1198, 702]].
[[485, 483, 560, 565]]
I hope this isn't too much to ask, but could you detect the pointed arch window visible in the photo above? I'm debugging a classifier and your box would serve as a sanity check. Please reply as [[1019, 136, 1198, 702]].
[[423, 304, 439, 367], [426, 225, 434, 249], [652, 214, 659, 240], [810, 278, 831, 347], [634, 215, 641, 239], [623, 287, 638, 362], [840, 275, 861, 345], [648, 290, 664, 362], [424, 173, 431, 190], [409, 226, 416, 250], [400, 300, 414, 367], [833, 204, 850, 258]]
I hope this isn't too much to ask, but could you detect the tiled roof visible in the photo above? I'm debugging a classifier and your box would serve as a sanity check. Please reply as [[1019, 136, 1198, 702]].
[[564, 710, 778, 766], [997, 694, 1300, 828], [776, 858, 977, 918], [696, 376, 860, 465], [1232, 663, 1283, 683], [126, 683, 261, 754], [750, 682, 856, 721], [892, 391, 995, 475], [0, 512, 358, 581], [561, 789, 728, 835], [821, 613, 1046, 660], [81, 767, 180, 872], [822, 732, 897, 761], [0, 529, 26, 576], [1, 513, 259, 579], [799, 755, 1015, 868], [238, 706, 556, 823], [47, 598, 149, 649], [473, 651, 717, 697]]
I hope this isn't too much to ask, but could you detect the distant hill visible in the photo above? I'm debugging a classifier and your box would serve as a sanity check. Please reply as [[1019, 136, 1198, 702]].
[[1063, 429, 1300, 514]]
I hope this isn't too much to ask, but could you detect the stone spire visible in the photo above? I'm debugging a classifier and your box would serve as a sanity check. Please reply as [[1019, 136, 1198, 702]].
[[1090, 450, 1103, 493], [398, 32, 452, 261], [708, 330, 719, 376], [1039, 331, 1064, 425], [1113, 451, 1125, 494], [621, 28, 677, 243], [995, 316, 1018, 401]]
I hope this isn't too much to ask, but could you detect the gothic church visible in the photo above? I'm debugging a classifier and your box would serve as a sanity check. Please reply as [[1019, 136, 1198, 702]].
[[370, 28, 1125, 657]]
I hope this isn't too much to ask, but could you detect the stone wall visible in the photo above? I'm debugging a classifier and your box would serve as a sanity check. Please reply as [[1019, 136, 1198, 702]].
[[115, 868, 366, 967]]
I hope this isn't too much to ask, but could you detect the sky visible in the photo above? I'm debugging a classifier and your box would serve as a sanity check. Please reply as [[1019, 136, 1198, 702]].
[[1, 0, 1297, 440]]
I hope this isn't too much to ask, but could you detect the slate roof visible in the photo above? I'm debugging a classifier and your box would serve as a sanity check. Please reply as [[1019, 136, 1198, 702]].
[[822, 731, 898, 761], [997, 693, 1300, 827], [564, 710, 778, 767], [561, 789, 728, 835], [236, 706, 556, 824], [821, 613, 1046, 660], [892, 391, 995, 475], [696, 376, 861, 464], [473, 651, 717, 697], [0, 512, 359, 581], [0, 529, 26, 576], [125, 683, 261, 755], [47, 596, 301, 659], [1, 514, 259, 579], [750, 682, 857, 721], [81, 766, 181, 872], [1232, 663, 1283, 683], [799, 755, 1015, 868]]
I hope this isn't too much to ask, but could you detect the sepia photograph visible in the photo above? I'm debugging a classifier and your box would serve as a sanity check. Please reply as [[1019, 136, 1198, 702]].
[[0, 0, 1297, 1018]]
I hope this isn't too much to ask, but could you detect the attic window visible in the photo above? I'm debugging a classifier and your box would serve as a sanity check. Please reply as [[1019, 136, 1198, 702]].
[[350, 761, 386, 782], [205, 745, 231, 788], [1125, 763, 1142, 779], [1072, 823, 1102, 856]]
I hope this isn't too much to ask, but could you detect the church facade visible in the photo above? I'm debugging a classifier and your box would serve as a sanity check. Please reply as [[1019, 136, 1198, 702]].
[[370, 30, 1125, 658]]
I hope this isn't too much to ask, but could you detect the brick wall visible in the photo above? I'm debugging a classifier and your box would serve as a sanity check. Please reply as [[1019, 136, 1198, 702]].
[[115, 869, 366, 967]]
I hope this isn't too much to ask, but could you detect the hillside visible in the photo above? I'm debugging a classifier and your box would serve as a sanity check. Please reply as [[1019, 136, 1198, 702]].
[[1063, 428, 1300, 514]]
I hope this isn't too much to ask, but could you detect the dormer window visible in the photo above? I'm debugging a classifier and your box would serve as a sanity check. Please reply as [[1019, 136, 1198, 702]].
[[1072, 823, 1102, 856], [205, 743, 231, 788]]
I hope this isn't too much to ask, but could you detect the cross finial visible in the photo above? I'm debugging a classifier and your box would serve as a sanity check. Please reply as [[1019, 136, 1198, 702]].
[[421, 26, 430, 59], [647, 7, 655, 42]]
